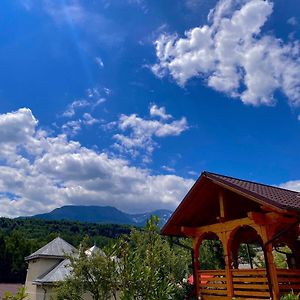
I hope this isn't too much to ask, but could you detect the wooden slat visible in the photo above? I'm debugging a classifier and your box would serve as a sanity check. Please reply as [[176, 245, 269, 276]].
[[278, 277, 300, 283], [200, 277, 227, 282], [234, 298, 270, 300], [233, 284, 269, 290], [202, 296, 230, 300], [201, 270, 226, 275], [200, 283, 227, 288], [234, 290, 270, 297], [202, 289, 228, 295], [232, 269, 267, 276], [200, 283, 227, 289], [276, 269, 300, 276], [233, 277, 268, 283], [279, 284, 300, 290]]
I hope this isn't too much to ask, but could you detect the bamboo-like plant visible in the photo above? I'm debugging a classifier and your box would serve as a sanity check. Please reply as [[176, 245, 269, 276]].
[[280, 291, 300, 300]]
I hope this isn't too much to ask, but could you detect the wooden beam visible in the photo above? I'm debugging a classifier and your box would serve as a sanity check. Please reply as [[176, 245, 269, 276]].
[[219, 190, 226, 222], [248, 211, 298, 225], [181, 216, 258, 237], [208, 178, 292, 215]]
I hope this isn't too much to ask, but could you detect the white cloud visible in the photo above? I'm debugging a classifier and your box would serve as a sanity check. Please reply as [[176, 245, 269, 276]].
[[162, 165, 175, 172], [0, 108, 193, 217], [152, 0, 300, 107], [62, 120, 82, 136], [62, 113, 100, 136], [62, 87, 107, 120], [150, 104, 172, 120], [287, 17, 298, 26], [279, 180, 300, 192], [86, 87, 107, 107], [95, 56, 104, 68], [63, 100, 90, 118], [83, 113, 100, 125], [112, 105, 188, 159]]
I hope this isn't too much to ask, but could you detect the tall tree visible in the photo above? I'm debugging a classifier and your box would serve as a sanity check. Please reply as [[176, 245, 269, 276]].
[[116, 216, 189, 300], [56, 241, 118, 300]]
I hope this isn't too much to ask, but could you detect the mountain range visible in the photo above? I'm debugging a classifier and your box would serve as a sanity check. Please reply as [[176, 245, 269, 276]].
[[30, 205, 173, 227]]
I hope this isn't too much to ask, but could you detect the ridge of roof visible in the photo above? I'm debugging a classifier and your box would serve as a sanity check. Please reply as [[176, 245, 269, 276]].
[[26, 237, 77, 261], [203, 171, 299, 195]]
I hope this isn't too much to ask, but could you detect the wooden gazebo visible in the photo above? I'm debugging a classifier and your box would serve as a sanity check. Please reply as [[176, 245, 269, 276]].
[[162, 172, 300, 300]]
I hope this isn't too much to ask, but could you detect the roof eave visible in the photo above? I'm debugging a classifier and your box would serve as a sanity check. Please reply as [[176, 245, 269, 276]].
[[204, 172, 300, 214]]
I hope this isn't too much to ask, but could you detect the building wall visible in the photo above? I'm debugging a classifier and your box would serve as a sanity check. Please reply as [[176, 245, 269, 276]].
[[25, 258, 61, 300]]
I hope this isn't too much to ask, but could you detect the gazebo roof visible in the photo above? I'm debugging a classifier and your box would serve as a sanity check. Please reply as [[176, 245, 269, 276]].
[[161, 171, 300, 236], [205, 172, 300, 210]]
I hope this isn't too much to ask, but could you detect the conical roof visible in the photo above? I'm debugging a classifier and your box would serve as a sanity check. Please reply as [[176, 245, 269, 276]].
[[26, 237, 77, 261], [85, 245, 106, 257]]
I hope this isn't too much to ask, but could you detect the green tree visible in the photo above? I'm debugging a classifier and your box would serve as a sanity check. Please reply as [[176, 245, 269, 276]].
[[56, 241, 118, 300], [199, 240, 225, 270], [1, 286, 28, 300], [116, 216, 189, 300]]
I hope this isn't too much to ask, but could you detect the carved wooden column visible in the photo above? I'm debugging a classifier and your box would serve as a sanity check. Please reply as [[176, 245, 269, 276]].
[[221, 232, 234, 298], [260, 225, 279, 300], [192, 238, 200, 299]]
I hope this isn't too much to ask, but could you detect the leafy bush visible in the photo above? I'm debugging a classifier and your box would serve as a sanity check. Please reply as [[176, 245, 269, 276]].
[[2, 287, 28, 300], [281, 291, 300, 300]]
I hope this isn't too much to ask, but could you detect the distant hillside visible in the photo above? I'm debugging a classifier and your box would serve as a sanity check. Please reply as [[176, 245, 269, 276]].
[[30, 205, 172, 227], [0, 217, 132, 283]]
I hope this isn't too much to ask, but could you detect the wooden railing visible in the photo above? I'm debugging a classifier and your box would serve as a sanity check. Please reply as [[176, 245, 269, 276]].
[[198, 268, 300, 299], [232, 269, 270, 299], [277, 269, 300, 296], [198, 269, 270, 299], [198, 270, 228, 300]]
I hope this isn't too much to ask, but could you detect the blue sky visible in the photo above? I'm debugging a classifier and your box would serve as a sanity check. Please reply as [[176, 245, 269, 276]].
[[0, 0, 300, 217]]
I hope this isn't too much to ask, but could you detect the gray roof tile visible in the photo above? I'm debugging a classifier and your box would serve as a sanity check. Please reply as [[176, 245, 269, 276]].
[[26, 237, 77, 261], [33, 259, 71, 285]]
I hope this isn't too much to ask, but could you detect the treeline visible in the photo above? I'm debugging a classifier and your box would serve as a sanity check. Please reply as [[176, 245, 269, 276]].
[[0, 217, 132, 283]]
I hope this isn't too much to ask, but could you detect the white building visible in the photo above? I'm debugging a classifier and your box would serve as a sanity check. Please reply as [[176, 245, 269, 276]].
[[25, 237, 119, 300], [25, 237, 77, 300]]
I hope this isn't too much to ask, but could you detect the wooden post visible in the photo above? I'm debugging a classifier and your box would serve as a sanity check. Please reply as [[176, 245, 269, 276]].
[[192, 238, 200, 299], [219, 190, 226, 222], [222, 232, 234, 298], [260, 225, 279, 300]]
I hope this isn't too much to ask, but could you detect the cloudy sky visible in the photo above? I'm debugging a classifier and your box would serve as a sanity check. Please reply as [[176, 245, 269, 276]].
[[1, 0, 300, 217]]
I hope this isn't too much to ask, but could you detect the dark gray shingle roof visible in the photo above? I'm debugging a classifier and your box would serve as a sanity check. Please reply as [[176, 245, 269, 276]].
[[33, 259, 71, 285], [25, 237, 77, 261]]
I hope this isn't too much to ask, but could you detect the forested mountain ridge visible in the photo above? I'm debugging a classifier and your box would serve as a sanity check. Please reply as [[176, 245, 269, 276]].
[[0, 217, 132, 283], [29, 205, 172, 227], [0, 207, 172, 283]]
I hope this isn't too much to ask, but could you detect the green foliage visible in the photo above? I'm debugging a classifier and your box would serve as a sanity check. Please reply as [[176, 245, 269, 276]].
[[199, 240, 225, 270], [1, 286, 28, 300], [280, 291, 300, 300], [116, 216, 189, 300], [0, 217, 131, 283], [56, 237, 119, 300], [238, 244, 257, 266]]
